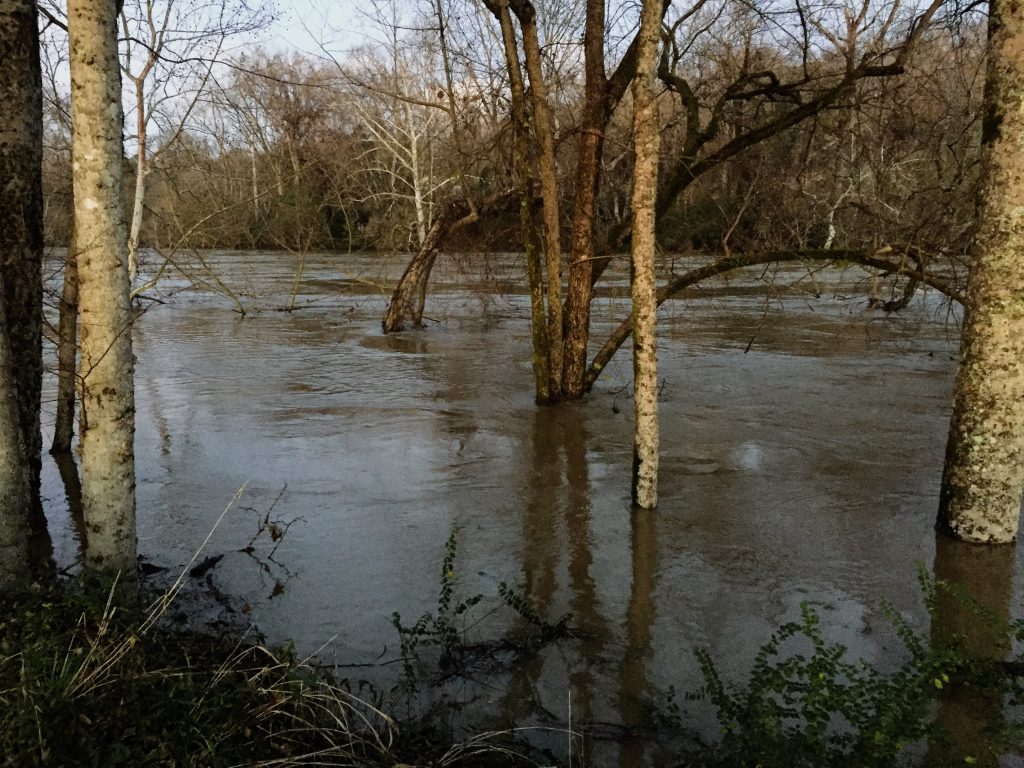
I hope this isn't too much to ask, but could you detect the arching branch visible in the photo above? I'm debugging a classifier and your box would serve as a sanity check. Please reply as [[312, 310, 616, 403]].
[[583, 247, 963, 391]]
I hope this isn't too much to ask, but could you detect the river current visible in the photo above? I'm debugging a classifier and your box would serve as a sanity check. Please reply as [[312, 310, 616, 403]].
[[40, 248, 1019, 765]]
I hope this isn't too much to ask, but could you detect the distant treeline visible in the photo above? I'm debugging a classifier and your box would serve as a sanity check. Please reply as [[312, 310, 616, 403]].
[[40, 12, 984, 259]]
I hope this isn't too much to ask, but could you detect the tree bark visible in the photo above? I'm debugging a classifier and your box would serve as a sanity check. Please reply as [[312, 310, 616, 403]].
[[70, 0, 138, 575], [0, 0, 44, 508], [382, 197, 472, 332], [562, 0, 607, 398], [509, 0, 564, 399], [0, 0, 41, 589], [490, 0, 551, 403], [629, 0, 663, 509], [0, 285, 32, 591], [51, 229, 80, 455], [938, 0, 1024, 544], [929, 533, 1013, 766]]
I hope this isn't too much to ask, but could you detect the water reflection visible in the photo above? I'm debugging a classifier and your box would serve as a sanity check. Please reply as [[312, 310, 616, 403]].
[[501, 406, 610, 760], [501, 405, 660, 766], [618, 507, 658, 768], [28, 501, 55, 581], [37, 249, 982, 763], [929, 533, 1015, 767], [52, 452, 85, 553]]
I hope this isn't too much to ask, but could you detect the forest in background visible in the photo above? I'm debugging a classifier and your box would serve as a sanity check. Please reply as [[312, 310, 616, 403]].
[[37, 0, 984, 262]]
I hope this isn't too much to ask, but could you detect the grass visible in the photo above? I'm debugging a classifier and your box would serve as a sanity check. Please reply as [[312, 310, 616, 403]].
[[0, 576, 543, 767]]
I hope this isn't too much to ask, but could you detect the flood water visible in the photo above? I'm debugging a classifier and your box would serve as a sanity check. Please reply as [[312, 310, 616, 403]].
[[39, 249, 1024, 765]]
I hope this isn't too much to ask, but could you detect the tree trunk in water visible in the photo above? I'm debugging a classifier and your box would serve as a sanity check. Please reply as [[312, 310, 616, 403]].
[[69, 0, 138, 576], [0, 0, 44, 509], [489, 0, 551, 403], [562, 0, 607, 399], [929, 533, 1013, 766], [382, 198, 471, 332], [51, 230, 79, 455], [939, 0, 1024, 543], [510, 0, 564, 399], [628, 0, 662, 509]]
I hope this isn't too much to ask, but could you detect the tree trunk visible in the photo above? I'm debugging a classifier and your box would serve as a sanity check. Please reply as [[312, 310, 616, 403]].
[[0, 286, 32, 591], [127, 82, 145, 285], [510, 0, 564, 399], [0, 0, 44, 509], [51, 229, 79, 455], [929, 533, 1013, 766], [0, 0, 41, 589], [489, 0, 551, 403], [938, 0, 1024, 544], [250, 143, 260, 220], [70, 0, 138, 576], [628, 0, 662, 509], [382, 198, 471, 332], [406, 102, 428, 249], [562, 0, 607, 399]]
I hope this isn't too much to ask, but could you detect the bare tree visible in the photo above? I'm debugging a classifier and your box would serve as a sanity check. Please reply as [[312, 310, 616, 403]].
[[345, 35, 451, 250], [117, 0, 272, 281], [487, 0, 550, 401]]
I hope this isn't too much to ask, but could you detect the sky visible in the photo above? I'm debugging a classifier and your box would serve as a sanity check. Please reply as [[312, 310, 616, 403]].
[[262, 0, 385, 58]]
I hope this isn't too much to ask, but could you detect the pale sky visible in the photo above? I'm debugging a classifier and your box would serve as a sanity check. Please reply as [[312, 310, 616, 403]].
[[263, 0, 384, 58]]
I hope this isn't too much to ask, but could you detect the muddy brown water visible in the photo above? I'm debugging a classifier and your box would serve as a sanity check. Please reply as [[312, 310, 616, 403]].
[[39, 249, 1024, 765]]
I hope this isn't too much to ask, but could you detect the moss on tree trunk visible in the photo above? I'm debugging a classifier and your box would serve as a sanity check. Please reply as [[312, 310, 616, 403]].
[[939, 0, 1024, 543]]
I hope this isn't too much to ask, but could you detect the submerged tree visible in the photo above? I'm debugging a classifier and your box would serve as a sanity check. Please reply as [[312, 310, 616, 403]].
[[69, 0, 138, 575], [938, 0, 1024, 544], [384, 0, 947, 403], [0, 0, 44, 588]]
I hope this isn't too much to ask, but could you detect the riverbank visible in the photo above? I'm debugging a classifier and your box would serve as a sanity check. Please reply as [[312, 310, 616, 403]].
[[0, 575, 543, 767], [3, 566, 1020, 768]]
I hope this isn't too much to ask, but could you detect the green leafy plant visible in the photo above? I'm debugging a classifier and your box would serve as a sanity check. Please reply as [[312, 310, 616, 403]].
[[686, 567, 1024, 768], [390, 529, 486, 690], [390, 528, 570, 695]]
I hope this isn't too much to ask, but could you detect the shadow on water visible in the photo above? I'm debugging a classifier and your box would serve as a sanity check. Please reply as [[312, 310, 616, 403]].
[[929, 533, 1015, 767]]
